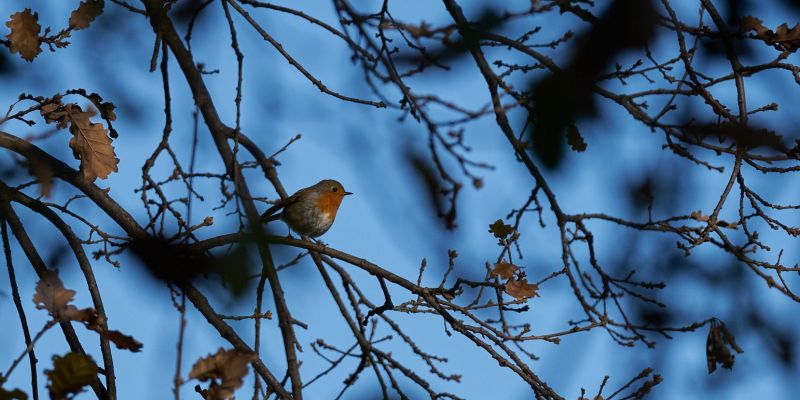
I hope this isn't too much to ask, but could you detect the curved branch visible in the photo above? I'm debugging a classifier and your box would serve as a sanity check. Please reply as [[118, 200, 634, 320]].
[[0, 182, 117, 399]]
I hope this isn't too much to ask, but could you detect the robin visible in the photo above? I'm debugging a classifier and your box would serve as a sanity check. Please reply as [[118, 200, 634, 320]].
[[261, 179, 352, 237]]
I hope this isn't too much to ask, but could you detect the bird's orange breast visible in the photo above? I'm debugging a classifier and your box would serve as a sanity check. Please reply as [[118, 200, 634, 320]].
[[315, 192, 344, 219]]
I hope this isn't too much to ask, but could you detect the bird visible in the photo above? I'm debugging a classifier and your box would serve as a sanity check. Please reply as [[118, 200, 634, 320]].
[[261, 179, 352, 237]]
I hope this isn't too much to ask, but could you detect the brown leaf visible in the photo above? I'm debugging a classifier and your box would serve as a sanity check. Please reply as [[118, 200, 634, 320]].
[[33, 270, 73, 315], [740, 16, 769, 36], [69, 0, 104, 30], [741, 17, 800, 53], [26, 157, 55, 197], [706, 318, 743, 374], [65, 89, 117, 122], [504, 278, 539, 300], [61, 306, 97, 323], [490, 262, 518, 280], [64, 104, 119, 181], [98, 101, 116, 121], [5, 9, 42, 62], [488, 219, 514, 240], [100, 329, 143, 352], [189, 348, 255, 400], [0, 387, 28, 400], [40, 101, 68, 128], [46, 353, 98, 400], [690, 210, 708, 222], [32, 270, 97, 323], [774, 23, 800, 52], [567, 123, 587, 152]]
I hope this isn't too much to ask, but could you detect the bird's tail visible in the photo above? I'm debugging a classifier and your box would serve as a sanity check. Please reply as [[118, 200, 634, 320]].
[[260, 203, 283, 223], [262, 213, 281, 222]]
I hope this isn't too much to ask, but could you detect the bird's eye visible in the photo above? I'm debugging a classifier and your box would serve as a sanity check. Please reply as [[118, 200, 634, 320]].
[[331, 187, 338, 192]]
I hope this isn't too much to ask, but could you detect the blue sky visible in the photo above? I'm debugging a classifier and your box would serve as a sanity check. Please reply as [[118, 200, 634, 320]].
[[1, 1, 799, 399]]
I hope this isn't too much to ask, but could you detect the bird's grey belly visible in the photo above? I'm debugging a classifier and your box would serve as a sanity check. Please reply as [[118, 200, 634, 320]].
[[281, 202, 333, 237]]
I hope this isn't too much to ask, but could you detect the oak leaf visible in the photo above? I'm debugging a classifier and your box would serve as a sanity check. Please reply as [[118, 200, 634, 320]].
[[490, 262, 518, 280], [26, 157, 55, 197], [189, 348, 255, 400], [40, 102, 68, 128], [567, 124, 587, 152], [690, 210, 708, 222], [64, 104, 119, 181], [32, 270, 143, 352], [98, 329, 143, 352], [505, 278, 539, 300], [46, 353, 98, 400], [69, 0, 104, 30], [489, 219, 514, 240], [33, 270, 95, 323], [67, 89, 117, 122], [5, 9, 42, 62], [740, 16, 770, 36], [706, 318, 743, 374], [0, 387, 28, 400], [741, 16, 800, 53]]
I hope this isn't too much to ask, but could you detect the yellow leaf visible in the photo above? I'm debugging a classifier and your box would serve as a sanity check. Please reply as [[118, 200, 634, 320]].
[[504, 278, 539, 300], [189, 348, 255, 400], [490, 262, 518, 280], [64, 104, 119, 181], [46, 353, 98, 400], [5, 9, 42, 62], [69, 0, 104, 30]]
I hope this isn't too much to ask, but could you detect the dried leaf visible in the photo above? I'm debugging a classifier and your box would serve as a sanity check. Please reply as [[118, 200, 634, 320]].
[[40, 101, 68, 128], [61, 306, 97, 323], [189, 348, 255, 400], [69, 0, 104, 30], [32, 270, 95, 322], [101, 329, 143, 352], [46, 353, 98, 400], [741, 16, 800, 53], [404, 22, 434, 39], [567, 124, 587, 152], [740, 16, 769, 36], [0, 387, 28, 400], [67, 89, 117, 122], [489, 219, 514, 240], [32, 271, 142, 352], [26, 157, 55, 197], [690, 210, 708, 222], [5, 9, 42, 62], [63, 104, 119, 181], [706, 319, 743, 374], [98, 101, 116, 122], [32, 270, 76, 314], [490, 262, 518, 280], [504, 278, 539, 300]]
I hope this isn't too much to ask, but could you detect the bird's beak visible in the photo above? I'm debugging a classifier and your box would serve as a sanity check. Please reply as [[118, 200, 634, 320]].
[[344, 191, 353, 196]]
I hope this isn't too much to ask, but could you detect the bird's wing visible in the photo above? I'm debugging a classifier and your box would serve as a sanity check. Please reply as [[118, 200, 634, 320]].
[[259, 189, 307, 222]]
